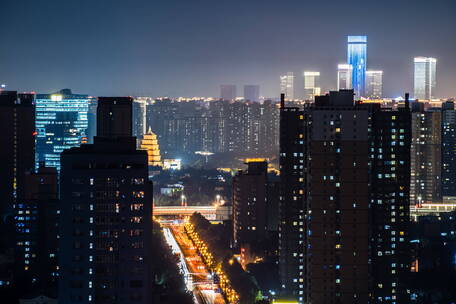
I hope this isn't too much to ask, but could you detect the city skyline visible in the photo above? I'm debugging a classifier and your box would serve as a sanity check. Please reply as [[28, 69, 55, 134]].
[[1, 0, 455, 98]]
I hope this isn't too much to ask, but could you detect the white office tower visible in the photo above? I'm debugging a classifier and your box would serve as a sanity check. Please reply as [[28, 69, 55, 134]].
[[366, 70, 383, 99], [337, 64, 353, 91], [303, 71, 321, 101], [414, 57, 437, 100], [280, 72, 295, 100]]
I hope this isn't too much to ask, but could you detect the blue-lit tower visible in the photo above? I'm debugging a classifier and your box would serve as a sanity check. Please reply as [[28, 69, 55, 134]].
[[347, 35, 367, 97], [35, 89, 92, 170]]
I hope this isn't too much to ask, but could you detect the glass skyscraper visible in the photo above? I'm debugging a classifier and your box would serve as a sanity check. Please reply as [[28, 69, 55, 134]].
[[280, 72, 294, 100], [303, 71, 321, 101], [366, 70, 383, 99], [35, 89, 92, 170], [414, 57, 437, 100], [347, 36, 367, 97], [337, 64, 353, 90]]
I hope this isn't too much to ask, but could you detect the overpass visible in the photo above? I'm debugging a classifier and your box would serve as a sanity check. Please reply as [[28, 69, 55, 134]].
[[153, 205, 231, 221]]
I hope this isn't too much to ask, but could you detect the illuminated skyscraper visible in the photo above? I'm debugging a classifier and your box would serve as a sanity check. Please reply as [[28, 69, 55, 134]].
[[280, 72, 294, 100], [347, 36, 367, 97], [337, 64, 352, 90], [244, 85, 260, 102], [303, 71, 321, 101], [414, 57, 437, 100], [35, 89, 92, 170], [366, 70, 383, 99], [220, 84, 237, 101]]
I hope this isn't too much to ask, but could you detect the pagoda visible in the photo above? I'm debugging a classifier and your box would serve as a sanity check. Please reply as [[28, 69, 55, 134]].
[[140, 128, 162, 167]]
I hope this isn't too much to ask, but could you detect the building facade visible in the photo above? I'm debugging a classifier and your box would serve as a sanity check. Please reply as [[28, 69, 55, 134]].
[[0, 91, 35, 219], [303, 71, 321, 101], [244, 85, 260, 102], [347, 36, 367, 97], [232, 160, 268, 249], [59, 97, 153, 304], [366, 70, 383, 99], [279, 90, 411, 304], [441, 101, 456, 196], [35, 89, 91, 170], [280, 72, 295, 101], [220, 84, 237, 101], [410, 107, 442, 205], [414, 57, 437, 100], [14, 166, 59, 294], [337, 64, 353, 91]]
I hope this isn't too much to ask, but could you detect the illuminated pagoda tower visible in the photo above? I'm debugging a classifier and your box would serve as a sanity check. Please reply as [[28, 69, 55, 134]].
[[140, 127, 163, 166]]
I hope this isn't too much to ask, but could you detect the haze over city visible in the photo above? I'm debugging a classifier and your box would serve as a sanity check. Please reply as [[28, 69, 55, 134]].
[[1, 0, 456, 97]]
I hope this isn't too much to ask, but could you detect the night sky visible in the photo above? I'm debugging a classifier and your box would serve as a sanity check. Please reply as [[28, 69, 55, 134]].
[[1, 0, 455, 98]]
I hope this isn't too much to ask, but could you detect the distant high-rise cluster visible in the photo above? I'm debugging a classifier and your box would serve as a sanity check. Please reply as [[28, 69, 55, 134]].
[[145, 99, 280, 158]]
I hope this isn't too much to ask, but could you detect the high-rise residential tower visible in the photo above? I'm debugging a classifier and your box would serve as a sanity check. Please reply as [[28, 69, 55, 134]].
[[337, 64, 353, 91], [14, 165, 59, 294], [414, 57, 437, 100], [280, 72, 295, 100], [232, 160, 268, 249], [0, 90, 35, 272], [347, 36, 367, 97], [220, 84, 237, 101], [410, 106, 442, 205], [35, 89, 92, 170], [366, 70, 383, 99], [303, 71, 321, 101], [0, 91, 35, 218], [279, 90, 411, 304], [244, 85, 260, 102], [442, 101, 456, 196], [59, 97, 153, 304]]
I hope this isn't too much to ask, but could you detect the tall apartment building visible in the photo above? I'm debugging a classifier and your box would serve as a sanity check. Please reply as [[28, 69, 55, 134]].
[[0, 91, 35, 221], [410, 105, 442, 205], [232, 160, 268, 249], [244, 85, 260, 102], [59, 97, 153, 304], [279, 90, 411, 304], [14, 165, 59, 294], [441, 101, 456, 196]]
